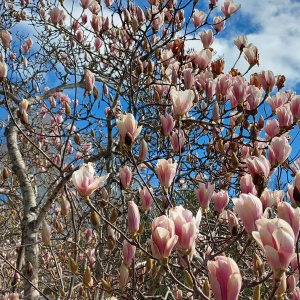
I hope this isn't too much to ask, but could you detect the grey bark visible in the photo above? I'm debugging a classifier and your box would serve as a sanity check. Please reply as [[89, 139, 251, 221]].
[[6, 123, 39, 300]]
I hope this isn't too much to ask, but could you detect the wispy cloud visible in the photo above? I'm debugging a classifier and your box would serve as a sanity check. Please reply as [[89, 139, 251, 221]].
[[209, 0, 300, 90]]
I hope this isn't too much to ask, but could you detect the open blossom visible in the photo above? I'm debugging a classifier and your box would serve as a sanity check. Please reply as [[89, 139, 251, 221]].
[[234, 35, 247, 51], [156, 159, 177, 189], [277, 105, 293, 128], [243, 44, 259, 67], [232, 193, 263, 234], [258, 70, 276, 94], [268, 136, 291, 167], [278, 202, 300, 241], [288, 172, 300, 206], [208, 256, 242, 300], [151, 215, 178, 263], [72, 163, 109, 197], [264, 119, 280, 138], [290, 95, 300, 120], [246, 155, 271, 187], [117, 113, 142, 146], [213, 16, 226, 33], [191, 9, 206, 27], [221, 0, 241, 17], [169, 206, 201, 252], [252, 218, 295, 278], [190, 49, 212, 70], [170, 88, 194, 117], [199, 30, 214, 49], [195, 182, 215, 210]]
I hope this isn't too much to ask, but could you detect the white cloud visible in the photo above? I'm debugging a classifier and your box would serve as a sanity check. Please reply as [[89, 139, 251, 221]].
[[214, 0, 300, 88], [210, 0, 300, 90]]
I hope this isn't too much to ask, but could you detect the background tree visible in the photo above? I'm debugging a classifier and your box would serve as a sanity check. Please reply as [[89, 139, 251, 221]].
[[0, 0, 300, 299]]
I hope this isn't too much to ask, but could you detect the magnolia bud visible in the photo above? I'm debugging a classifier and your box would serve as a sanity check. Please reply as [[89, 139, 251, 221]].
[[64, 103, 71, 116], [184, 270, 193, 288], [90, 210, 100, 227], [109, 207, 118, 224], [101, 278, 113, 292], [83, 266, 93, 288], [69, 257, 79, 274], [2, 167, 10, 181], [41, 220, 51, 246]]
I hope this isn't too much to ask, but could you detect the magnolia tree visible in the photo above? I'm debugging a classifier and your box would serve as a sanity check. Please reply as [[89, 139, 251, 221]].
[[1, 0, 300, 299]]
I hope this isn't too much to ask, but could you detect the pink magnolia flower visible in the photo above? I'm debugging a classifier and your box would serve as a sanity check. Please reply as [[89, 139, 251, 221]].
[[264, 119, 280, 139], [252, 218, 295, 278], [119, 166, 132, 190], [243, 44, 259, 67], [258, 70, 276, 94], [160, 114, 175, 136], [128, 201, 140, 234], [139, 139, 148, 161], [234, 35, 248, 51], [290, 95, 300, 120], [212, 190, 229, 213], [0, 30, 12, 48], [277, 202, 300, 241], [199, 29, 214, 49], [135, 6, 145, 23], [122, 239, 136, 266], [208, 256, 242, 300], [245, 85, 262, 111], [221, 0, 241, 17], [268, 136, 291, 167], [139, 187, 154, 211], [169, 206, 201, 252], [276, 105, 293, 128], [49, 7, 64, 25], [182, 68, 195, 89], [227, 210, 239, 235], [232, 193, 263, 234], [195, 182, 215, 210], [240, 174, 257, 195], [213, 16, 226, 33], [170, 129, 186, 153], [151, 215, 178, 263], [72, 163, 109, 197], [288, 172, 300, 206], [156, 159, 177, 189], [90, 15, 103, 33], [191, 10, 206, 27], [117, 113, 142, 146], [266, 91, 289, 112], [84, 70, 95, 93], [151, 10, 164, 32], [0, 61, 8, 79], [190, 49, 212, 70], [246, 156, 271, 186], [170, 88, 194, 117]]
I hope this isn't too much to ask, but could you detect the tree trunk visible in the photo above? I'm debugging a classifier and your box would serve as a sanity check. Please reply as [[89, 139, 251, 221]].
[[6, 123, 39, 300]]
